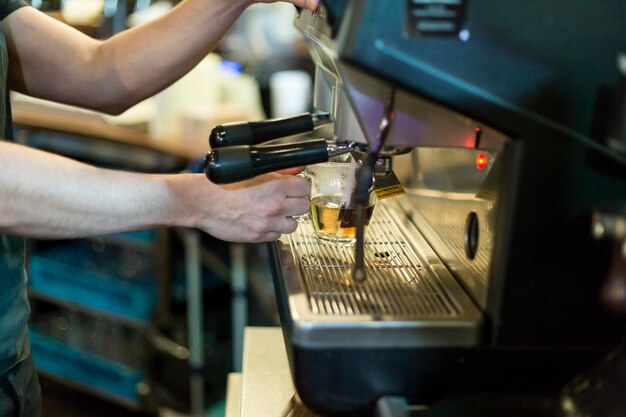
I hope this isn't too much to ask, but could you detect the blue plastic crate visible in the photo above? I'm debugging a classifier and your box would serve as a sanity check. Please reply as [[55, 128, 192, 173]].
[[28, 241, 158, 321], [104, 230, 158, 244], [29, 330, 144, 404]]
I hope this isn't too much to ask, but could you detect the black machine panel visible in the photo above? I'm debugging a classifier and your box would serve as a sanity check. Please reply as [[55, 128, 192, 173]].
[[323, 0, 626, 143]]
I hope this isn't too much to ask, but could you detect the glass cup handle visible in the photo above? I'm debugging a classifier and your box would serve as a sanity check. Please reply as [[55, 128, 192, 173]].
[[293, 169, 312, 222]]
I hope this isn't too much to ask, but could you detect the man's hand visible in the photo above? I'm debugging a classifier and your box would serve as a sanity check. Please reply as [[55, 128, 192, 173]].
[[169, 171, 311, 243]]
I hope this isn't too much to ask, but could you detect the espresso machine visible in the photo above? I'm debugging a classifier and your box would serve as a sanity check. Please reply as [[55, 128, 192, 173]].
[[205, 1, 626, 415]]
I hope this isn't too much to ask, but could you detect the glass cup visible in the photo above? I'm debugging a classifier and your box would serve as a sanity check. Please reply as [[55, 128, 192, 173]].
[[304, 158, 377, 244]]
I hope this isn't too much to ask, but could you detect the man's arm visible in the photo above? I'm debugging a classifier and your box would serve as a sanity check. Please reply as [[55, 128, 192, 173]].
[[2, 0, 317, 114], [0, 141, 309, 242]]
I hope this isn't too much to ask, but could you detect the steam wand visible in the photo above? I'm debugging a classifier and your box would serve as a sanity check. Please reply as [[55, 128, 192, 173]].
[[353, 93, 395, 282]]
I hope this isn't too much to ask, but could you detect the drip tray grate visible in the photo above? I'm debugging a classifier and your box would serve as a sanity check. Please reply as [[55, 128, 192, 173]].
[[288, 204, 461, 317]]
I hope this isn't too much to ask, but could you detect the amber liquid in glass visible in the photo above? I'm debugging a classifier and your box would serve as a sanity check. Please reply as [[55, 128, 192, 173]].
[[310, 195, 375, 240]]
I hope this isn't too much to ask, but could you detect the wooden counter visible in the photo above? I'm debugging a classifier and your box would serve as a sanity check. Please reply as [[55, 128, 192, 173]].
[[11, 100, 208, 161]]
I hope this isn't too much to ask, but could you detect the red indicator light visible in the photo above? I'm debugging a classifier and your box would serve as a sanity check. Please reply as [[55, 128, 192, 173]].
[[476, 153, 488, 170]]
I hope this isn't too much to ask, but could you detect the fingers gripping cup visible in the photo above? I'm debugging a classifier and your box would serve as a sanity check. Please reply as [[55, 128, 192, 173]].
[[305, 158, 377, 244]]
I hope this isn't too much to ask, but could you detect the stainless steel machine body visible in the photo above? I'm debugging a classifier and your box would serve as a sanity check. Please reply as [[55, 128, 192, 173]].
[[270, 1, 626, 415]]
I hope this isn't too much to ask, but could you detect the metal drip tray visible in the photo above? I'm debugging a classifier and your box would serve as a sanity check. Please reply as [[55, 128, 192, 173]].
[[272, 198, 483, 349], [290, 206, 460, 318]]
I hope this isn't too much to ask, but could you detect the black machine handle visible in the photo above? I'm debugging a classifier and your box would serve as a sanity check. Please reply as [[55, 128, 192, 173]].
[[209, 112, 330, 148], [205, 139, 333, 184]]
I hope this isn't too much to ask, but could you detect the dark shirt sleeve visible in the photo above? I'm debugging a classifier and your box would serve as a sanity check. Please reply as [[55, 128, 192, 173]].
[[0, 0, 28, 20]]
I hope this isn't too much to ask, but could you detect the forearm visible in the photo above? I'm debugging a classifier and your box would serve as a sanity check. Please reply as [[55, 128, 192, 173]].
[[5, 0, 252, 114], [90, 0, 252, 113], [0, 141, 310, 242], [0, 141, 183, 238]]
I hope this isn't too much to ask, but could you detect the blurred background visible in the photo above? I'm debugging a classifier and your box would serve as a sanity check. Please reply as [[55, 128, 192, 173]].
[[15, 1, 315, 416]]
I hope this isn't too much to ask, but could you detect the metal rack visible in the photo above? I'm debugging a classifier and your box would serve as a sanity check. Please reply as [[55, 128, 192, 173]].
[[289, 207, 461, 318]]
